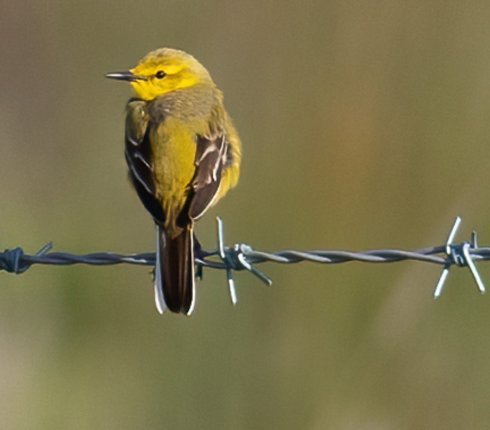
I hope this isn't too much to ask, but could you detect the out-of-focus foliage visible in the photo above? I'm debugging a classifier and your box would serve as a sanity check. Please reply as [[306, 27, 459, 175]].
[[1, 1, 490, 428]]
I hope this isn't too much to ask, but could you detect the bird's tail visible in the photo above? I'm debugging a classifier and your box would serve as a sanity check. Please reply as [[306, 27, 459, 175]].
[[154, 224, 196, 315]]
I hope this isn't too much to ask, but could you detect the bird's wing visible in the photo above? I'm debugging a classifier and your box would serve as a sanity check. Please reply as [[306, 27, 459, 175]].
[[187, 132, 229, 220], [125, 99, 165, 223]]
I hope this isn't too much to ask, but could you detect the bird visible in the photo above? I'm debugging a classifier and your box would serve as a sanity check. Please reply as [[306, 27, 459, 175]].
[[106, 48, 241, 315]]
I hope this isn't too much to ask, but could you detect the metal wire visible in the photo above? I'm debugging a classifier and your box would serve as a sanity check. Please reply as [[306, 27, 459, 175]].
[[0, 217, 487, 301]]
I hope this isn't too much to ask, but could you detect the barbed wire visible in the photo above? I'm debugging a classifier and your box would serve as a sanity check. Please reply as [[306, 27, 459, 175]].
[[0, 217, 487, 303]]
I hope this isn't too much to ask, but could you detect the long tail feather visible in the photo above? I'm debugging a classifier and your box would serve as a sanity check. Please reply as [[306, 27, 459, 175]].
[[155, 224, 195, 315], [154, 226, 168, 314]]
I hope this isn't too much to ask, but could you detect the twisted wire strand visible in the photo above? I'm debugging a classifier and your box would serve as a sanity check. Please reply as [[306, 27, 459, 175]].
[[1, 244, 489, 272], [0, 217, 487, 299]]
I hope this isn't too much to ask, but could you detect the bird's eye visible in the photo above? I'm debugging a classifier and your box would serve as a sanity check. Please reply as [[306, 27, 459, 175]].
[[155, 70, 166, 79]]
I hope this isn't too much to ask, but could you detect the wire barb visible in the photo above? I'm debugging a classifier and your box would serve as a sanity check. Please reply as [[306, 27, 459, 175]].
[[212, 217, 273, 305], [1, 216, 488, 303], [0, 242, 53, 274], [433, 217, 486, 299], [217, 217, 237, 305]]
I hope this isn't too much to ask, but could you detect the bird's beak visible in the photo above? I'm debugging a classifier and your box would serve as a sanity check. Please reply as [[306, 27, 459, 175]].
[[105, 71, 147, 82]]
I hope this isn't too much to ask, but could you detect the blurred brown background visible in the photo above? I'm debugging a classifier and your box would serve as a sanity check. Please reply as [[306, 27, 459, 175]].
[[2, 1, 490, 428]]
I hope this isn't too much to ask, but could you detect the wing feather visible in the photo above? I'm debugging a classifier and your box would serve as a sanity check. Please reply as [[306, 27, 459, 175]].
[[188, 133, 229, 220], [125, 100, 165, 223]]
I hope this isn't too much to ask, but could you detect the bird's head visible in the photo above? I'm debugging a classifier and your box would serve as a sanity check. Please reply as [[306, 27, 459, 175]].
[[105, 48, 213, 101]]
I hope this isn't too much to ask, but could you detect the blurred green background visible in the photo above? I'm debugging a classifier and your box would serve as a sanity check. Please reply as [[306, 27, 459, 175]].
[[2, 1, 490, 428]]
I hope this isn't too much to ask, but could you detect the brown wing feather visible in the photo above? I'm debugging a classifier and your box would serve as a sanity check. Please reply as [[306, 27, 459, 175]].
[[187, 133, 229, 220], [125, 99, 165, 224]]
